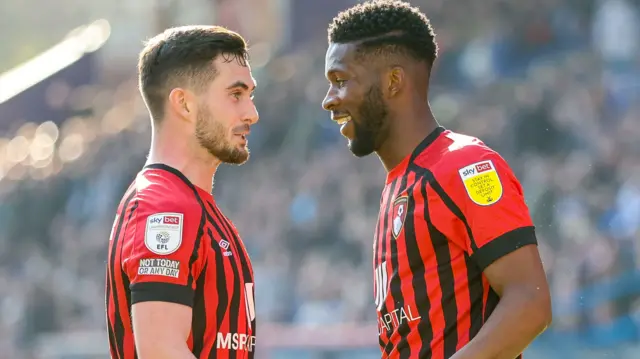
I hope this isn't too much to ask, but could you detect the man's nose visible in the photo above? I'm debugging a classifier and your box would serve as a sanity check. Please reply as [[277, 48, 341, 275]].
[[245, 103, 259, 125], [322, 92, 340, 111]]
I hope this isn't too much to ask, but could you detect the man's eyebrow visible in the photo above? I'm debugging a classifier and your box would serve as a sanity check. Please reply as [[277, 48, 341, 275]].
[[226, 81, 256, 91], [325, 68, 347, 79]]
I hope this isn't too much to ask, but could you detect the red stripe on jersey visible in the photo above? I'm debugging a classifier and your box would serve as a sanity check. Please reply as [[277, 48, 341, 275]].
[[424, 182, 472, 352], [412, 179, 445, 358], [385, 171, 416, 357], [106, 188, 138, 359], [375, 177, 400, 356]]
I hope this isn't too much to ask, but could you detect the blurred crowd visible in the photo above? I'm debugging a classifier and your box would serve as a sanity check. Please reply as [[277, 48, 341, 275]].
[[1, 0, 640, 358]]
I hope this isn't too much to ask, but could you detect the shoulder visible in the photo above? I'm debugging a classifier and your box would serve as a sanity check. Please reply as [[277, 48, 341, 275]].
[[123, 170, 206, 256], [134, 166, 203, 214], [415, 130, 511, 178], [128, 168, 205, 247]]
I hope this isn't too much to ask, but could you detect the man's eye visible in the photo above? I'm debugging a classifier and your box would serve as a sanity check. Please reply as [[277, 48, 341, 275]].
[[336, 79, 346, 87], [232, 92, 241, 99]]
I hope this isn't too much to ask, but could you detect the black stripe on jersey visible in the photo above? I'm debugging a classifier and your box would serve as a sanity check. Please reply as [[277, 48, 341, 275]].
[[130, 282, 195, 305], [208, 228, 229, 338], [204, 210, 242, 359], [122, 201, 139, 313], [105, 272, 117, 358], [373, 195, 385, 351], [388, 177, 408, 355], [409, 126, 445, 163], [122, 200, 139, 359], [208, 203, 256, 340], [465, 255, 485, 341], [421, 174, 479, 252], [391, 170, 416, 358], [207, 203, 253, 284], [225, 245, 242, 359], [381, 178, 399, 356], [422, 170, 485, 352], [399, 179, 431, 358], [109, 190, 137, 359], [471, 227, 537, 270], [397, 179, 430, 359], [422, 179, 459, 358], [192, 261, 208, 357]]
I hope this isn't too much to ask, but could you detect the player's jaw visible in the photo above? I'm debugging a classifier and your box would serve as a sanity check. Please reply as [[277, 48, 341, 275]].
[[332, 86, 389, 158], [195, 112, 251, 165]]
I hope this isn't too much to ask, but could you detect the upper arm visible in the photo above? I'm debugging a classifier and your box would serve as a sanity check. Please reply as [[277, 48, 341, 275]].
[[482, 244, 548, 298], [123, 197, 206, 347], [132, 301, 193, 355], [434, 147, 551, 321], [443, 149, 537, 271]]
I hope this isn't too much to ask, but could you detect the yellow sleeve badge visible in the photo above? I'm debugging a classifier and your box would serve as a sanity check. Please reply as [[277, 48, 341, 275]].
[[458, 160, 503, 206]]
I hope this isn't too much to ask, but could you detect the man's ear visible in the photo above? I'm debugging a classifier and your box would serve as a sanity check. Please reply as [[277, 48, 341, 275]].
[[387, 66, 405, 98], [168, 88, 196, 122]]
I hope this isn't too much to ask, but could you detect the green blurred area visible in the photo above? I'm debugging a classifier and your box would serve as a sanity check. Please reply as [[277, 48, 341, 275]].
[[0, 1, 91, 72]]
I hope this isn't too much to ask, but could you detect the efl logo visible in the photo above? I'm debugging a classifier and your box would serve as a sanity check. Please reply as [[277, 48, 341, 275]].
[[145, 213, 184, 255], [164, 216, 180, 225]]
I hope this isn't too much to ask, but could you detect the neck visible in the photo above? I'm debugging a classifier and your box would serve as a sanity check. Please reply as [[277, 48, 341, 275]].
[[146, 128, 221, 193], [376, 101, 438, 172]]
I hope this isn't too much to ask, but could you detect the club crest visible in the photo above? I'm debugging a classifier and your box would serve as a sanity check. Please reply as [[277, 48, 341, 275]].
[[392, 196, 408, 239]]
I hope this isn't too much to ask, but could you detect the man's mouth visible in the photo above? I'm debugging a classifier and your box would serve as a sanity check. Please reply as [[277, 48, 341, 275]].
[[333, 115, 352, 125], [234, 125, 251, 140]]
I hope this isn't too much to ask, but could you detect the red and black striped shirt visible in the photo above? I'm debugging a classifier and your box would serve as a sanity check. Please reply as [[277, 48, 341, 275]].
[[106, 163, 256, 359], [373, 127, 536, 359]]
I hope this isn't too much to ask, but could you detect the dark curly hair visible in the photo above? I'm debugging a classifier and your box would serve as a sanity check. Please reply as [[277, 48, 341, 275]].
[[327, 0, 437, 66], [138, 25, 249, 123]]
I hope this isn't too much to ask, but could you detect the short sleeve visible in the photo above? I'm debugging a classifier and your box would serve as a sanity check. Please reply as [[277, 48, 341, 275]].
[[123, 198, 205, 307], [446, 150, 537, 270]]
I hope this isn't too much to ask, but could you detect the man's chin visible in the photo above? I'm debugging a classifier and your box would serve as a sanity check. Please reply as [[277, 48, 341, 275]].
[[348, 140, 375, 158], [208, 146, 250, 165], [224, 149, 250, 165]]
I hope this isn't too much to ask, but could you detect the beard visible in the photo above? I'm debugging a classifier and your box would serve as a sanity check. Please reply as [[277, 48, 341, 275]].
[[194, 105, 249, 165], [348, 84, 389, 157]]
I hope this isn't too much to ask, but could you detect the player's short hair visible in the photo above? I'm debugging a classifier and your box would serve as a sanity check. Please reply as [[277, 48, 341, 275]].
[[138, 25, 249, 122], [327, 0, 437, 66]]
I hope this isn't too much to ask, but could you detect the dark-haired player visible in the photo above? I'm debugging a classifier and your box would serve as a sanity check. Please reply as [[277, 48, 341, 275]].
[[106, 26, 258, 359], [322, 1, 551, 358]]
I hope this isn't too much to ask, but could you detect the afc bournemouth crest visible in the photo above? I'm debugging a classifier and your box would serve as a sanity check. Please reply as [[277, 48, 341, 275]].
[[392, 196, 408, 239]]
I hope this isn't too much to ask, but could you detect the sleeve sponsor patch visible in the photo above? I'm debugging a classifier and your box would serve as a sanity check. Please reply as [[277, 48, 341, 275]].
[[458, 160, 503, 206], [138, 258, 180, 278], [144, 213, 183, 255]]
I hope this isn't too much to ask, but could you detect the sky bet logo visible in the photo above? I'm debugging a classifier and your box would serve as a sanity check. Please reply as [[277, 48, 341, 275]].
[[150, 216, 180, 225], [461, 161, 493, 178]]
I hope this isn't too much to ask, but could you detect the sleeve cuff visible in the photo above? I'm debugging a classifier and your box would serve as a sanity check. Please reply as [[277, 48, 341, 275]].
[[470, 226, 538, 271], [130, 282, 194, 307]]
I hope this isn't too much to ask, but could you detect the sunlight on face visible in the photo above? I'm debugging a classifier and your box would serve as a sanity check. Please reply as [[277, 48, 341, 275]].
[[195, 56, 259, 165]]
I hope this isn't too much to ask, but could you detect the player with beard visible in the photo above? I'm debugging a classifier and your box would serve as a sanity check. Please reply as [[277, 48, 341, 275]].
[[106, 26, 258, 359], [322, 2, 551, 359]]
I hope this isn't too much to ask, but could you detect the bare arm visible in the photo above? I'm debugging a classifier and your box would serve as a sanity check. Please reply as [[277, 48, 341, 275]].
[[452, 244, 552, 359], [132, 301, 196, 359]]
